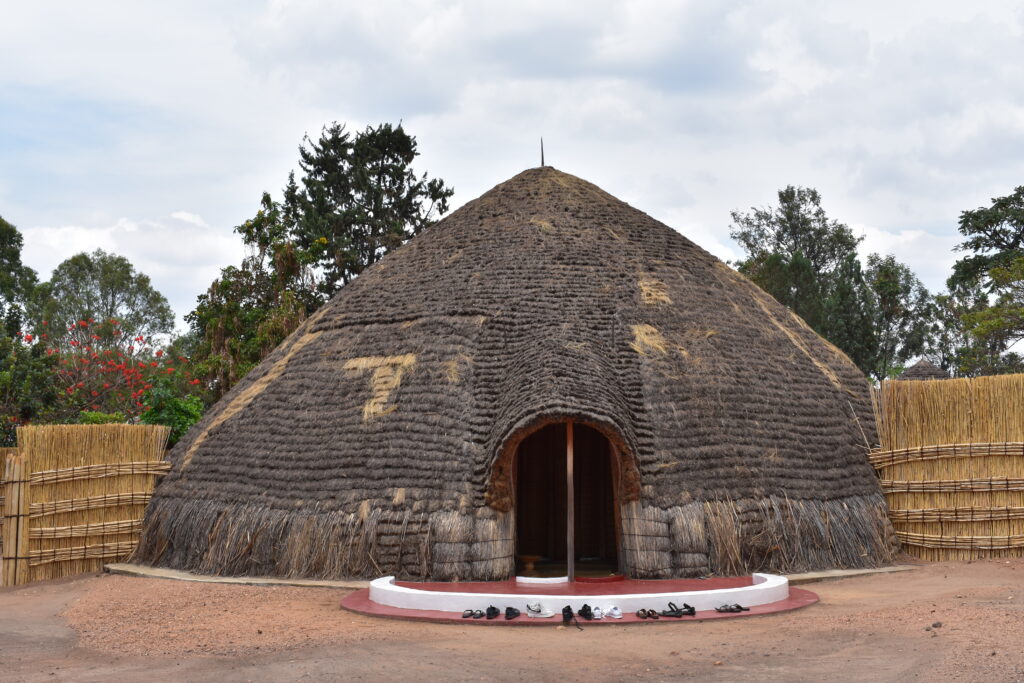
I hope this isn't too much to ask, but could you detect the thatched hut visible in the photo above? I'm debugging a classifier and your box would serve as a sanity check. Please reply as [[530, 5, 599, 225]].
[[137, 167, 896, 581], [898, 359, 949, 381]]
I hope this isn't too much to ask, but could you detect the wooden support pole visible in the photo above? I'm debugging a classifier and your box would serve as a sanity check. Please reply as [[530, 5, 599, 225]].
[[566, 420, 575, 583], [2, 452, 30, 587]]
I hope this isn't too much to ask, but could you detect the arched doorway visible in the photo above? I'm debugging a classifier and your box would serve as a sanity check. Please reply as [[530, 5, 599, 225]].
[[514, 421, 620, 578]]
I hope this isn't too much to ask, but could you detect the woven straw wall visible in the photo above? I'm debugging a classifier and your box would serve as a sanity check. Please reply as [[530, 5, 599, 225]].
[[872, 375, 1024, 560], [1, 425, 169, 586]]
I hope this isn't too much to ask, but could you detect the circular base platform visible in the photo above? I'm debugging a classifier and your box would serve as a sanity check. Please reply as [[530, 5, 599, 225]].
[[340, 575, 818, 625]]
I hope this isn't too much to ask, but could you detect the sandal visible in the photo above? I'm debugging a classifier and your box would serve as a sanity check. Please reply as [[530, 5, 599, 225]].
[[462, 609, 475, 619], [471, 609, 485, 619], [681, 603, 696, 616], [636, 609, 648, 619], [661, 602, 683, 618]]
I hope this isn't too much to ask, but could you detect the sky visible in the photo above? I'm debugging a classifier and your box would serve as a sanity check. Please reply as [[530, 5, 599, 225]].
[[2, 1, 1023, 330]]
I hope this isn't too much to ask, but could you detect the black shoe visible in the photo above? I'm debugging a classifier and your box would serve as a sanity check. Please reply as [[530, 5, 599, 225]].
[[561, 605, 574, 623], [661, 602, 683, 618], [485, 605, 500, 619], [578, 604, 594, 620], [505, 607, 521, 620]]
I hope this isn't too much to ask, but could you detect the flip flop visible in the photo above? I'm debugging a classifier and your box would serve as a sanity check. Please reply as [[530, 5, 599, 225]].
[[636, 609, 648, 619], [471, 609, 485, 619], [462, 609, 474, 619]]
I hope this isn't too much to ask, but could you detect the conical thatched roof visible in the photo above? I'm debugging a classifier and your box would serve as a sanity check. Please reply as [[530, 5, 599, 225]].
[[138, 167, 895, 580], [898, 359, 949, 381]]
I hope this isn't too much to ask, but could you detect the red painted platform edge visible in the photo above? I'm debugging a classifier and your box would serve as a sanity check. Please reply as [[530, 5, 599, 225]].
[[339, 586, 819, 626]]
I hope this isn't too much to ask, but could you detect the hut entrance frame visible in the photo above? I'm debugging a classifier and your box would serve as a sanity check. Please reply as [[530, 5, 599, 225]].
[[512, 419, 623, 580]]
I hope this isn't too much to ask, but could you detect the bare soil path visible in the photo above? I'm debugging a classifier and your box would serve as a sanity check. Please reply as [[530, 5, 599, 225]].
[[1, 559, 1022, 682]]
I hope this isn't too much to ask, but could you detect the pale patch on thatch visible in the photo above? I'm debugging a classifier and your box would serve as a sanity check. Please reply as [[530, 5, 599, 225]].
[[182, 312, 327, 470], [392, 488, 406, 505], [638, 277, 672, 305], [529, 218, 555, 232], [344, 354, 417, 421], [443, 353, 472, 384], [630, 324, 669, 355]]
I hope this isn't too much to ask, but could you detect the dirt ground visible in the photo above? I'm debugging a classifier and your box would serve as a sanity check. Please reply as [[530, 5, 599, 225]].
[[1, 559, 1022, 682]]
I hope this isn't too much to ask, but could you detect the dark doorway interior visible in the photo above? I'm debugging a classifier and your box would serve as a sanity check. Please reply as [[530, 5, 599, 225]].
[[515, 422, 618, 577]]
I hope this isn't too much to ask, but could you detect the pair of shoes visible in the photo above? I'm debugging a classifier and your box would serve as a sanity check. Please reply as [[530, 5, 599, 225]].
[[636, 609, 661, 619], [460, 606, 523, 620], [714, 603, 750, 613], [562, 605, 584, 630], [578, 604, 594, 620], [660, 602, 696, 618], [526, 603, 555, 618], [605, 606, 623, 619]]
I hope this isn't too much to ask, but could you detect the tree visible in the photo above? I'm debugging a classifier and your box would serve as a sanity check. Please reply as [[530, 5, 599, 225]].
[[865, 254, 932, 379], [0, 215, 39, 338], [731, 187, 937, 380], [925, 281, 992, 376], [945, 187, 1024, 375], [32, 249, 175, 342], [285, 122, 453, 295], [822, 254, 878, 375], [730, 186, 875, 374], [730, 186, 861, 278], [950, 186, 1024, 288], [188, 122, 452, 401]]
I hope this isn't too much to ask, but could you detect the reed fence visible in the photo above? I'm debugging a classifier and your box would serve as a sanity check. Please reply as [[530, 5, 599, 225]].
[[1, 425, 169, 587], [872, 374, 1024, 561]]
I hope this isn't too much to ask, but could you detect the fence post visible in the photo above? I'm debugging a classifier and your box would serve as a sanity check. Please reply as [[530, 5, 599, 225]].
[[1, 452, 30, 587]]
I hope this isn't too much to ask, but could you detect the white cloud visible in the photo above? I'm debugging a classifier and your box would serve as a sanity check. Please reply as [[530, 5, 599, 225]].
[[2, 0, 1024, 322]]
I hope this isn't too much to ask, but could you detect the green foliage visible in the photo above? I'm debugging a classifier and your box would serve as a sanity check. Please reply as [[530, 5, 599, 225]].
[[865, 254, 933, 380], [950, 186, 1024, 288], [78, 410, 125, 424], [0, 336, 57, 446], [140, 375, 204, 445], [31, 249, 175, 341], [925, 280, 991, 376], [287, 122, 454, 294], [0, 215, 39, 338], [822, 254, 878, 375], [731, 187, 936, 381], [188, 122, 452, 401], [940, 187, 1024, 376]]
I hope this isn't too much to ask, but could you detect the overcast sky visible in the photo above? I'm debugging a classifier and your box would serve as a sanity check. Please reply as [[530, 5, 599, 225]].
[[3, 2, 1023, 329]]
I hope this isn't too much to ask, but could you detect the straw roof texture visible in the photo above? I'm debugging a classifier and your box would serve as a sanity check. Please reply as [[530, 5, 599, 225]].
[[898, 359, 949, 381], [137, 167, 895, 580]]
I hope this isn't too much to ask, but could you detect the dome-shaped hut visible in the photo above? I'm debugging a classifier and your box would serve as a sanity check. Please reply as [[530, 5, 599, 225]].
[[137, 167, 896, 581], [898, 359, 949, 381]]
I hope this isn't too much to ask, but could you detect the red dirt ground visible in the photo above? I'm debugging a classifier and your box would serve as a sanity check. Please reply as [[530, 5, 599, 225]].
[[1, 558, 1023, 682]]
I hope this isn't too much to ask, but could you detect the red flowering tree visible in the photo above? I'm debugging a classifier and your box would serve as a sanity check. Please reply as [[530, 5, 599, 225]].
[[41, 318, 203, 423]]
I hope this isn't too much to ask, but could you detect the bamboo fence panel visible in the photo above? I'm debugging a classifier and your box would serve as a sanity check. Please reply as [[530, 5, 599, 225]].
[[0, 446, 17, 558], [872, 374, 1024, 560], [0, 424, 170, 586]]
